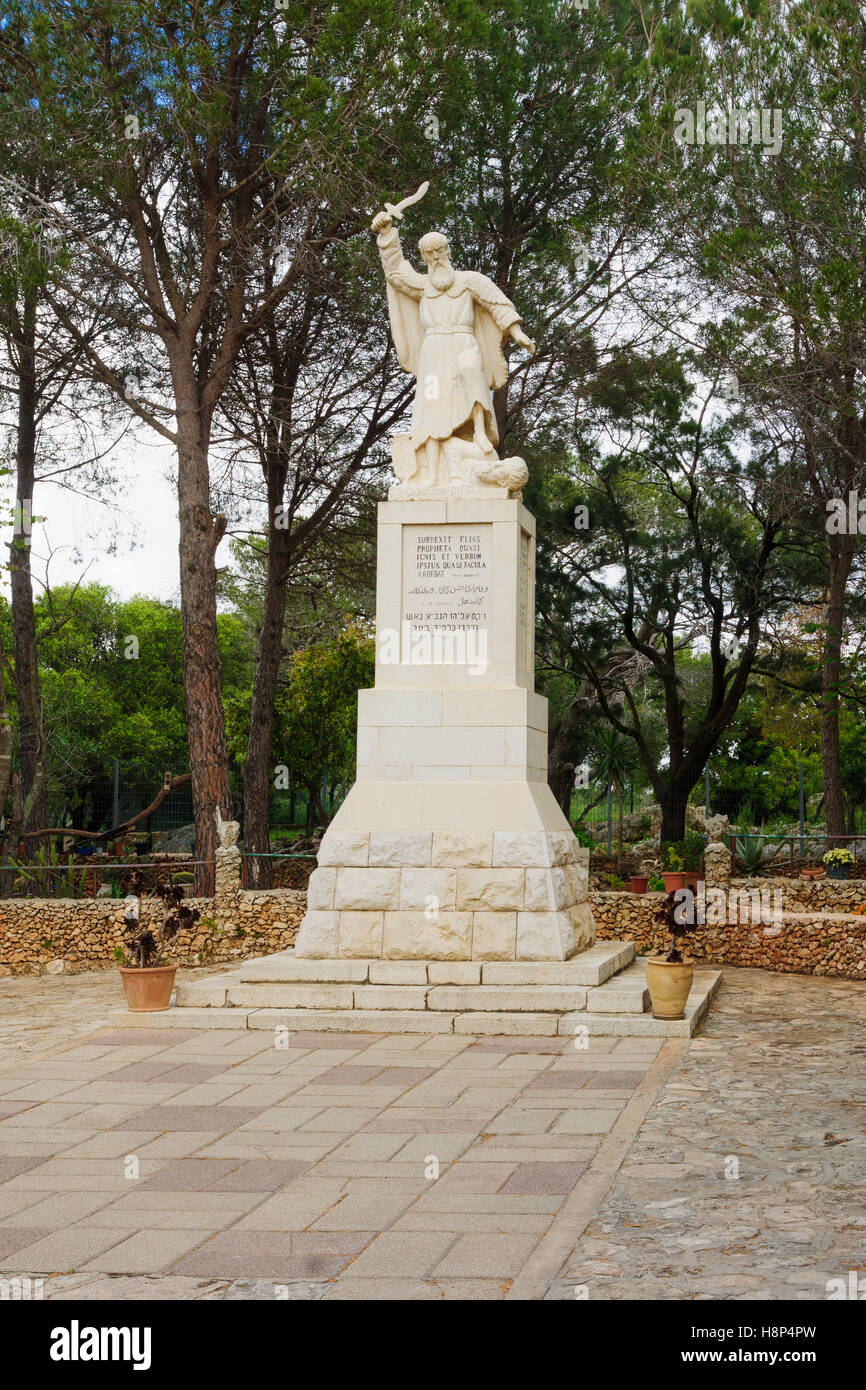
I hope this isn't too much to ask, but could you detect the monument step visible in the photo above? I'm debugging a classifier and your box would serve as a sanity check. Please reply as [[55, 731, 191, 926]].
[[235, 940, 634, 988], [106, 965, 720, 1038], [585, 962, 652, 1015], [224, 980, 592, 1012]]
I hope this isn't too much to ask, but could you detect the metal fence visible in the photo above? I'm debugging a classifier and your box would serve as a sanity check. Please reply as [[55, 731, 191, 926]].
[[0, 858, 211, 901], [570, 762, 836, 855], [38, 762, 347, 845]]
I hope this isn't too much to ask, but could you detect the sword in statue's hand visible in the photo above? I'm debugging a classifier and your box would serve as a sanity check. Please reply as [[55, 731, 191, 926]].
[[371, 181, 429, 233]]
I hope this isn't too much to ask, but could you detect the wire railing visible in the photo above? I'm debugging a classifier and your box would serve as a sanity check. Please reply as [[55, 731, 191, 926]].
[[0, 859, 211, 900], [729, 833, 866, 876]]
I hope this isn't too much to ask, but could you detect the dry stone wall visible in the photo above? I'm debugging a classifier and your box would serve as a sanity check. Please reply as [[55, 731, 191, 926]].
[[0, 847, 304, 976], [590, 886, 866, 979], [4, 845, 865, 981]]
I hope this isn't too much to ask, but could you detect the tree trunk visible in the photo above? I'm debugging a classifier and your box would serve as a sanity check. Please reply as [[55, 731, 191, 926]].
[[821, 537, 853, 841], [8, 289, 49, 852], [0, 636, 16, 899], [174, 382, 232, 897], [242, 485, 291, 889], [548, 755, 575, 818], [659, 785, 689, 844]]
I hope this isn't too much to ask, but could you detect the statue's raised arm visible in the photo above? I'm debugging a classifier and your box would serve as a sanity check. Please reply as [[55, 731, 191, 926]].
[[371, 189, 533, 495]]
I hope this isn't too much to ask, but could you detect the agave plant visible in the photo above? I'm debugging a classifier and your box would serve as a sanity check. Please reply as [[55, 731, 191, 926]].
[[734, 831, 783, 874]]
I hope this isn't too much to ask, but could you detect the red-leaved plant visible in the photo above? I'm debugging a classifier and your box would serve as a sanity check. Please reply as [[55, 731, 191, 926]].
[[118, 870, 200, 968], [652, 889, 696, 963]]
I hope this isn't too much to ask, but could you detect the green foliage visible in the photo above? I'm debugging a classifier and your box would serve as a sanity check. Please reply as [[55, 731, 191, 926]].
[[734, 833, 783, 873], [0, 583, 248, 829], [228, 625, 374, 817]]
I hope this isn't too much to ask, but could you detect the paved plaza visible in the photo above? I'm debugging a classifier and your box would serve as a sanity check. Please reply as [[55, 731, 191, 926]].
[[0, 964, 863, 1300]]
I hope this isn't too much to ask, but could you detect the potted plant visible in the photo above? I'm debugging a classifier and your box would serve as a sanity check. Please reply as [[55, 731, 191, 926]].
[[629, 874, 649, 894], [647, 873, 665, 892], [646, 890, 696, 1020], [603, 872, 629, 891], [661, 844, 685, 892], [116, 871, 199, 1012], [800, 863, 825, 880], [823, 847, 855, 881], [682, 831, 706, 889]]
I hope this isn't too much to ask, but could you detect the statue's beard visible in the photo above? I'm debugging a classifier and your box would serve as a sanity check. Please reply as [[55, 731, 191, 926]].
[[429, 263, 455, 290]]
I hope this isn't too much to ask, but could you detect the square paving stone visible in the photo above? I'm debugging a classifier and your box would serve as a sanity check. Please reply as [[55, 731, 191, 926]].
[[1, 1192, 118, 1228], [581, 1071, 646, 1089], [362, 1110, 490, 1134], [168, 1232, 353, 1279], [0, 1227, 126, 1271], [207, 1160, 311, 1191], [234, 1182, 347, 1230], [289, 1231, 374, 1256], [0, 1102, 35, 1120], [310, 1191, 420, 1231], [499, 1161, 588, 1195], [433, 1163, 518, 1193], [433, 1233, 541, 1278], [287, 1033, 384, 1049], [82, 1228, 216, 1273], [0, 1227, 53, 1258], [342, 1230, 457, 1278], [0, 1157, 45, 1183], [313, 1066, 386, 1086], [102, 1060, 178, 1083], [466, 1038, 568, 1054], [527, 1072, 595, 1091], [551, 1111, 621, 1135], [372, 1069, 436, 1089], [116, 1105, 263, 1133], [140, 1159, 244, 1191]]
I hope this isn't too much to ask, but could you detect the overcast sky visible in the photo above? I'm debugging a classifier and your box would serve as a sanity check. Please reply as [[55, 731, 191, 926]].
[[2, 432, 235, 606]]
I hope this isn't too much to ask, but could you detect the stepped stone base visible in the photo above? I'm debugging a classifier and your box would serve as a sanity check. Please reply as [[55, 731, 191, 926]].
[[296, 826, 594, 962], [110, 942, 722, 1038]]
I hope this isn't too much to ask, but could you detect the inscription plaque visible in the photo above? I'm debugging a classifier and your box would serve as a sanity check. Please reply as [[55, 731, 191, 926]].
[[401, 523, 492, 664]]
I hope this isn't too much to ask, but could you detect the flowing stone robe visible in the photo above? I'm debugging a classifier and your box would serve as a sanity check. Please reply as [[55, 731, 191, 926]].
[[376, 225, 523, 451]]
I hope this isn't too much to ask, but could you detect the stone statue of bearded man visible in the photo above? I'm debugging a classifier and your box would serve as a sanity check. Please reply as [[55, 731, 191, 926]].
[[371, 206, 535, 491]]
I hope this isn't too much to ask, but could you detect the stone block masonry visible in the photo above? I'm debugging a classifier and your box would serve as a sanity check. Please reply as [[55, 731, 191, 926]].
[[297, 830, 594, 962]]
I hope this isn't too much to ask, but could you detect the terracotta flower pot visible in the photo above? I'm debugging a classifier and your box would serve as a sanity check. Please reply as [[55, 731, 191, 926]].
[[683, 871, 702, 889], [801, 867, 825, 881], [645, 958, 694, 1020], [662, 871, 685, 892], [629, 875, 649, 894], [119, 964, 177, 1012]]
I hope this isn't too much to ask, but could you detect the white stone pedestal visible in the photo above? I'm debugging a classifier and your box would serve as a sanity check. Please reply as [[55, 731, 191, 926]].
[[294, 495, 594, 962]]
